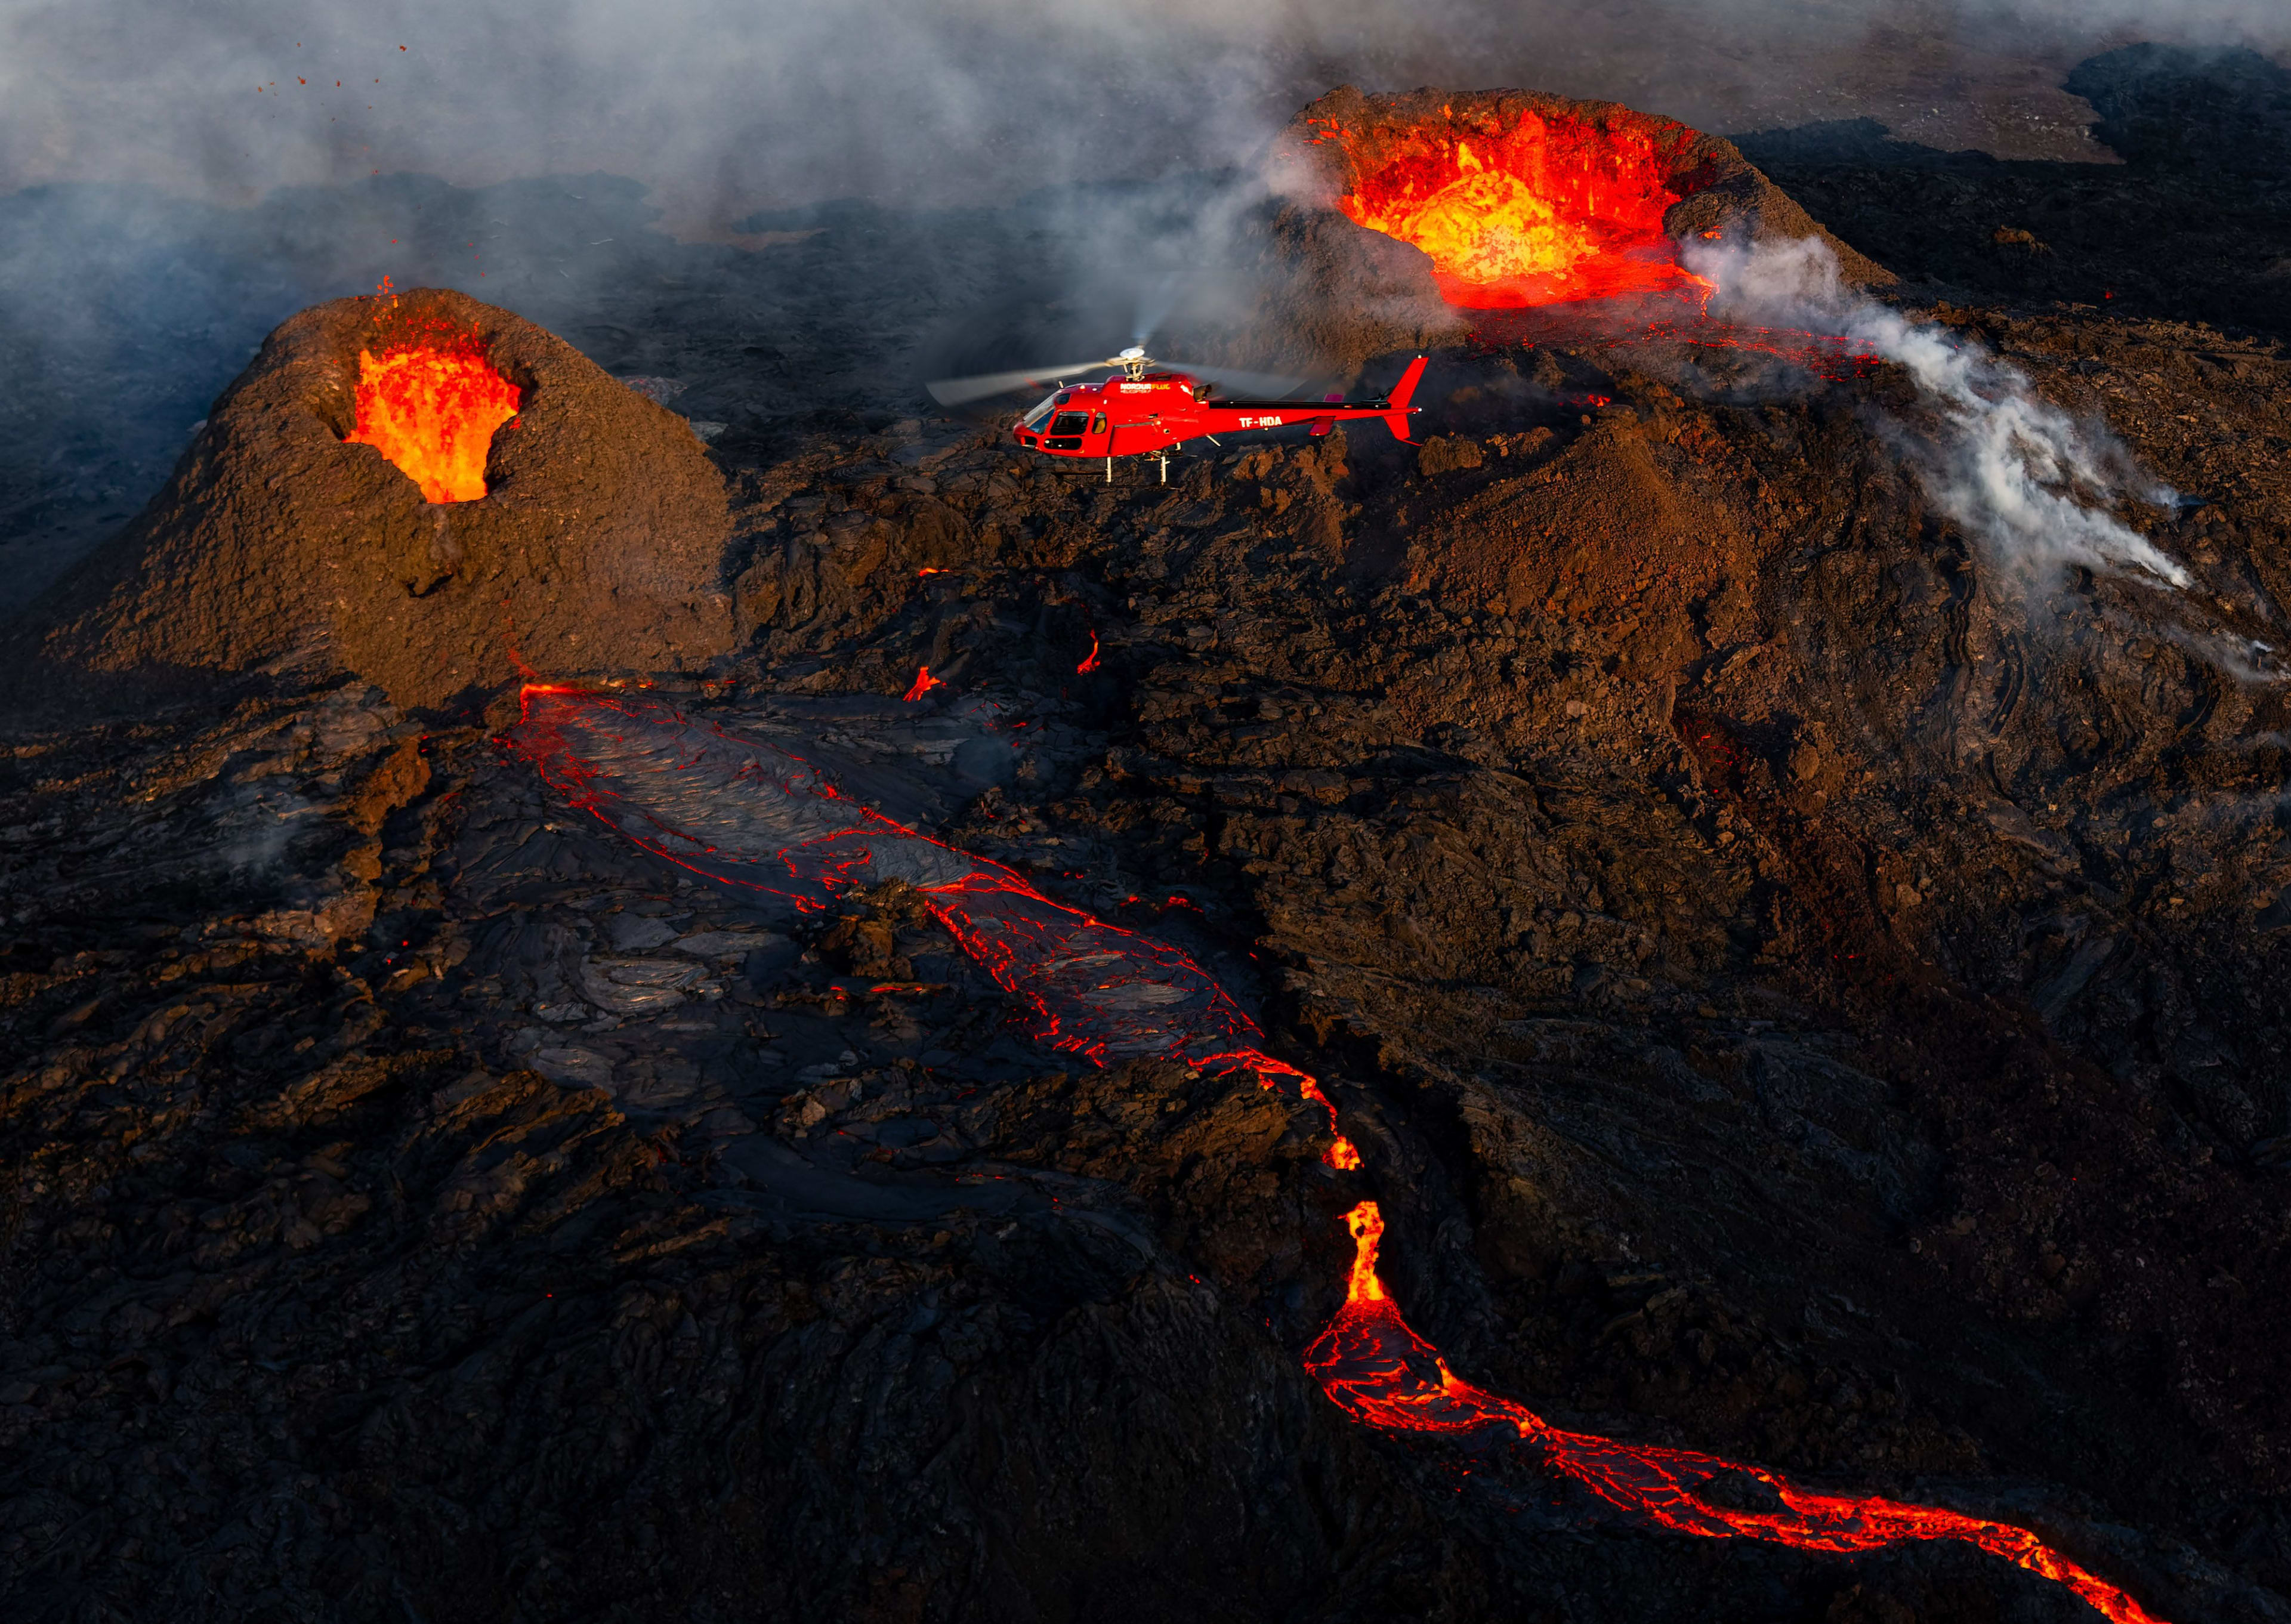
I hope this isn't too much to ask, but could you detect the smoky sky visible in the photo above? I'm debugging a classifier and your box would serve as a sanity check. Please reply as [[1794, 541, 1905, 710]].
[[5, 0, 2288, 230]]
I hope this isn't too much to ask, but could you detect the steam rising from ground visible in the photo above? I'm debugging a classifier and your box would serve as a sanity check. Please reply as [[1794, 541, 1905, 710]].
[[1684, 234, 2190, 590]]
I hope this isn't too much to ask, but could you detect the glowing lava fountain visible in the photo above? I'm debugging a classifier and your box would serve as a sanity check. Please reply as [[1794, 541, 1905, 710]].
[[508, 687, 2159, 1623], [1332, 122, 1693, 308], [1285, 87, 1888, 310], [345, 333, 521, 502]]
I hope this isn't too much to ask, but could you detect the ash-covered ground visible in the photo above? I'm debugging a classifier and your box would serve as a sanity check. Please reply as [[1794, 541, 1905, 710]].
[[5, 43, 2291, 1624]]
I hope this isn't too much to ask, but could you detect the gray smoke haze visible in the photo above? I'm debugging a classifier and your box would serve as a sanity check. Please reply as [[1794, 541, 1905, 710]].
[[5, 0, 2289, 230]]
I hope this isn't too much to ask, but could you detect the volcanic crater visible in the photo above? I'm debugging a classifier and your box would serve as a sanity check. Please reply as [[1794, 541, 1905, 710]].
[[4, 55, 2291, 1624], [13, 286, 734, 715], [1287, 86, 1894, 310]]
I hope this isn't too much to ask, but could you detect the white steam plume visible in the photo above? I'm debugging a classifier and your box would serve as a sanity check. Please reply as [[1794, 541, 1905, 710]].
[[1682, 234, 2189, 591]]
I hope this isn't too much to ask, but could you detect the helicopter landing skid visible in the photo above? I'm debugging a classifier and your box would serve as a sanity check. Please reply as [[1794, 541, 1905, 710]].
[[1101, 455, 1169, 484]]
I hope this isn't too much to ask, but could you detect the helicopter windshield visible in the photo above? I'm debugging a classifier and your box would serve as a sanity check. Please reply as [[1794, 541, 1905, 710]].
[[1021, 392, 1067, 430]]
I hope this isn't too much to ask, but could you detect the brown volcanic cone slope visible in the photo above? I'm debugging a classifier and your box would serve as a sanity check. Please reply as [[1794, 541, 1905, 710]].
[[11, 287, 734, 713], [1276, 85, 1891, 299]]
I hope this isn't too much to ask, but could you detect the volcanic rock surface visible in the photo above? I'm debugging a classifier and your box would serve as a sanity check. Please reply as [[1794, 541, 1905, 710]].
[[13, 286, 734, 715], [5, 54, 2291, 1624]]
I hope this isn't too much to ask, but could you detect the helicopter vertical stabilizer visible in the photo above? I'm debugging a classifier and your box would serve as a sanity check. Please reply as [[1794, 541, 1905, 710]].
[[1381, 356, 1427, 444]]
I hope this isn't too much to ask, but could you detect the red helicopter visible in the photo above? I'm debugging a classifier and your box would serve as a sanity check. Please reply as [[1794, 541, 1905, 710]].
[[926, 347, 1427, 481]]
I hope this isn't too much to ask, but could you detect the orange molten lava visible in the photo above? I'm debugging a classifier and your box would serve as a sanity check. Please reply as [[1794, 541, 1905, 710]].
[[346, 342, 520, 502], [1331, 120, 1698, 308], [1307, 1201, 2164, 1624]]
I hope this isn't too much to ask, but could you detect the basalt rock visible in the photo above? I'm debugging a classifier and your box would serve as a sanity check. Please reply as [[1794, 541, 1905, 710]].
[[10, 287, 736, 715]]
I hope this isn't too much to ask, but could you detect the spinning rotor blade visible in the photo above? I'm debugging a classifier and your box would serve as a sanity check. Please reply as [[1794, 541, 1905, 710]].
[[1177, 363, 1314, 400], [925, 360, 1116, 407], [1132, 273, 1187, 351]]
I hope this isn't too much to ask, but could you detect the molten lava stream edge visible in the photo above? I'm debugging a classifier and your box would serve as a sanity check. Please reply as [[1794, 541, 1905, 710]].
[[508, 687, 2163, 1624]]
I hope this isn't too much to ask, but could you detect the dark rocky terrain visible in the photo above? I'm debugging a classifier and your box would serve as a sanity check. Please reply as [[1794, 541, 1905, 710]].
[[5, 45, 2291, 1624], [1737, 45, 2291, 344]]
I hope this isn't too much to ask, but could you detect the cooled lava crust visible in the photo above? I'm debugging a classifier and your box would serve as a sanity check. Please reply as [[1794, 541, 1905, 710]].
[[13, 286, 733, 715], [1280, 85, 1892, 306]]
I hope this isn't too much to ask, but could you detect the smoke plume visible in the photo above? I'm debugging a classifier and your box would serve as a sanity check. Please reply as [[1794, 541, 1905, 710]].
[[1682, 233, 2190, 591]]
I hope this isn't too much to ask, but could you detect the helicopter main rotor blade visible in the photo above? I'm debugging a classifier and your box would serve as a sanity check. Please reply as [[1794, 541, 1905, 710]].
[[1175, 363, 1314, 400], [1132, 273, 1188, 351], [924, 360, 1118, 407]]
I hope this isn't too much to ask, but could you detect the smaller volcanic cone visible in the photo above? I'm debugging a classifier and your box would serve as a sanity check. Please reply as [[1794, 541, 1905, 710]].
[[12, 288, 734, 714], [1278, 87, 1889, 310]]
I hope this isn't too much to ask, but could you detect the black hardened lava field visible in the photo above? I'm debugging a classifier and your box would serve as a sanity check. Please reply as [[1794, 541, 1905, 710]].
[[5, 43, 2291, 1624]]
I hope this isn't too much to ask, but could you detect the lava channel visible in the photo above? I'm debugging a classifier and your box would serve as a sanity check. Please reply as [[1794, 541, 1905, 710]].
[[508, 687, 1350, 1135], [507, 686, 2160, 1623], [1309, 1202, 2162, 1624], [345, 327, 521, 502]]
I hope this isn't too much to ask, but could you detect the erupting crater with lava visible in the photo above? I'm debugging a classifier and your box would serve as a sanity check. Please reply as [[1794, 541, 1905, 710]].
[[1287, 86, 1887, 310], [345, 331, 521, 502], [1332, 119, 1695, 307], [18, 288, 733, 712]]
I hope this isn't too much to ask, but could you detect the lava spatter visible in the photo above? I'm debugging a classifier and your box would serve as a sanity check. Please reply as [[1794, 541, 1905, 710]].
[[508, 686, 2159, 1622], [1287, 87, 1894, 313]]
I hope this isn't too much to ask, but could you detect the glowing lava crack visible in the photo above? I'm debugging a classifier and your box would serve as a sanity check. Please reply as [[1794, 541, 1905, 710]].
[[508, 687, 2159, 1623]]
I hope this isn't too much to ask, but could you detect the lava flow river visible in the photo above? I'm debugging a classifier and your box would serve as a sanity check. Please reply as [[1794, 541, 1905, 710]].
[[508, 686, 2163, 1624]]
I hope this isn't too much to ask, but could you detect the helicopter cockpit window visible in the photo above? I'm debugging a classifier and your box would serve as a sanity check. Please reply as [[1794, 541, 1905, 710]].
[[1021, 395, 1061, 430], [1049, 411, 1090, 436]]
